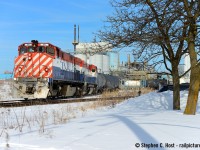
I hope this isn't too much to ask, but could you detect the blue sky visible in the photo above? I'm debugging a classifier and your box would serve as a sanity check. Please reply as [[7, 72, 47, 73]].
[[0, 0, 132, 73]]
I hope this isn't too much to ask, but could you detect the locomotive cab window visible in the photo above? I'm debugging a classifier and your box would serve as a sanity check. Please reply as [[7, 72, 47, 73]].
[[28, 47, 34, 52], [62, 52, 64, 59], [19, 46, 27, 55], [46, 47, 55, 56], [37, 46, 45, 53], [56, 48, 60, 58]]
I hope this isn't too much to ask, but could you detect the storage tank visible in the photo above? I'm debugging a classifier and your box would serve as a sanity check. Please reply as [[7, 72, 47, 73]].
[[184, 53, 190, 78], [102, 54, 110, 74], [74, 54, 87, 63], [124, 80, 141, 87], [89, 54, 103, 73], [108, 51, 119, 71]]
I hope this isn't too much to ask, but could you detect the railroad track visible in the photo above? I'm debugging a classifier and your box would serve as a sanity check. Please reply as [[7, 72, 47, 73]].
[[0, 96, 133, 108]]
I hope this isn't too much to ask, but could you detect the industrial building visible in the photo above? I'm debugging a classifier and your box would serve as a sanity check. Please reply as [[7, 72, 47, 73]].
[[75, 42, 119, 74], [72, 25, 157, 89], [74, 42, 156, 88], [179, 53, 190, 83]]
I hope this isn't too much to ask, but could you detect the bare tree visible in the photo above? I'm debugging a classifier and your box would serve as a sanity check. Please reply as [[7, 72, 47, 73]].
[[97, 0, 192, 110]]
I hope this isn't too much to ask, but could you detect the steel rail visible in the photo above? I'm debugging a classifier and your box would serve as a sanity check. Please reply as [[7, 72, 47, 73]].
[[0, 96, 133, 108]]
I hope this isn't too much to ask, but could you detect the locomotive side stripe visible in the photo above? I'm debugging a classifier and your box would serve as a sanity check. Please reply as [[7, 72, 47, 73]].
[[15, 53, 39, 77], [24, 53, 39, 76], [33, 57, 52, 76], [25, 53, 42, 76], [21, 57, 30, 77], [15, 55, 24, 66], [15, 58, 25, 74], [32, 54, 48, 77], [14, 54, 29, 76], [15, 54, 47, 77], [40, 60, 53, 77], [48, 69, 53, 78], [31, 55, 49, 77], [15, 56, 28, 77], [45, 67, 53, 78], [40, 61, 51, 77], [40, 59, 53, 77], [15, 53, 29, 66], [14, 53, 53, 78]]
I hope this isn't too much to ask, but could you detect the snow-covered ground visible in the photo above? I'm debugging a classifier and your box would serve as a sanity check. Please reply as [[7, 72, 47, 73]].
[[0, 81, 13, 101], [0, 85, 200, 149]]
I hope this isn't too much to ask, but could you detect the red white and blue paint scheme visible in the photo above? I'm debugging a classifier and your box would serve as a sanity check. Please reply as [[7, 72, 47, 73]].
[[13, 40, 97, 99]]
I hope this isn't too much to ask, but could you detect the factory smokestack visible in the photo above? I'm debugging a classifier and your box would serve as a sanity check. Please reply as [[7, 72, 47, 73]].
[[128, 54, 131, 68], [72, 24, 79, 52], [78, 25, 79, 43], [74, 24, 76, 43]]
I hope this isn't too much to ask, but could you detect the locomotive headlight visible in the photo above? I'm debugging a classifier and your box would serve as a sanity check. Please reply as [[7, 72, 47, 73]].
[[28, 53, 32, 60], [18, 67, 22, 72], [45, 68, 49, 72]]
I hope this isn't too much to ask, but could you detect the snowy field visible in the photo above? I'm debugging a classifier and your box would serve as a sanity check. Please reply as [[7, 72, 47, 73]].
[[0, 82, 200, 150]]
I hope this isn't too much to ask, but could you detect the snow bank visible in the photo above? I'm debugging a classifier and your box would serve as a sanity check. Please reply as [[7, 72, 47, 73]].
[[115, 91, 200, 113]]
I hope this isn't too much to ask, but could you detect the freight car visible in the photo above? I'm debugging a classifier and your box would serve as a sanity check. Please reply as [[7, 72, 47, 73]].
[[96, 73, 119, 93], [13, 40, 119, 99]]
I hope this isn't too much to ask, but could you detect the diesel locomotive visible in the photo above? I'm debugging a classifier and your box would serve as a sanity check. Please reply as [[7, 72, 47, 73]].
[[13, 40, 119, 99]]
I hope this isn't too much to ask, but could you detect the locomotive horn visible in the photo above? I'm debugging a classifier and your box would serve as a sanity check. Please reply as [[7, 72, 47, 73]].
[[31, 40, 38, 44], [31, 40, 38, 47]]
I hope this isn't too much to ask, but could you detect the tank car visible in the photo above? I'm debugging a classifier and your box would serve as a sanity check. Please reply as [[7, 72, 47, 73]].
[[96, 73, 120, 93], [13, 40, 97, 99]]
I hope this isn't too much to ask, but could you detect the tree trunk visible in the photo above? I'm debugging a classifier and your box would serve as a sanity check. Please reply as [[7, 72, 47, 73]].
[[184, 65, 200, 115], [172, 66, 180, 110], [184, 54, 200, 115], [184, 23, 200, 115]]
